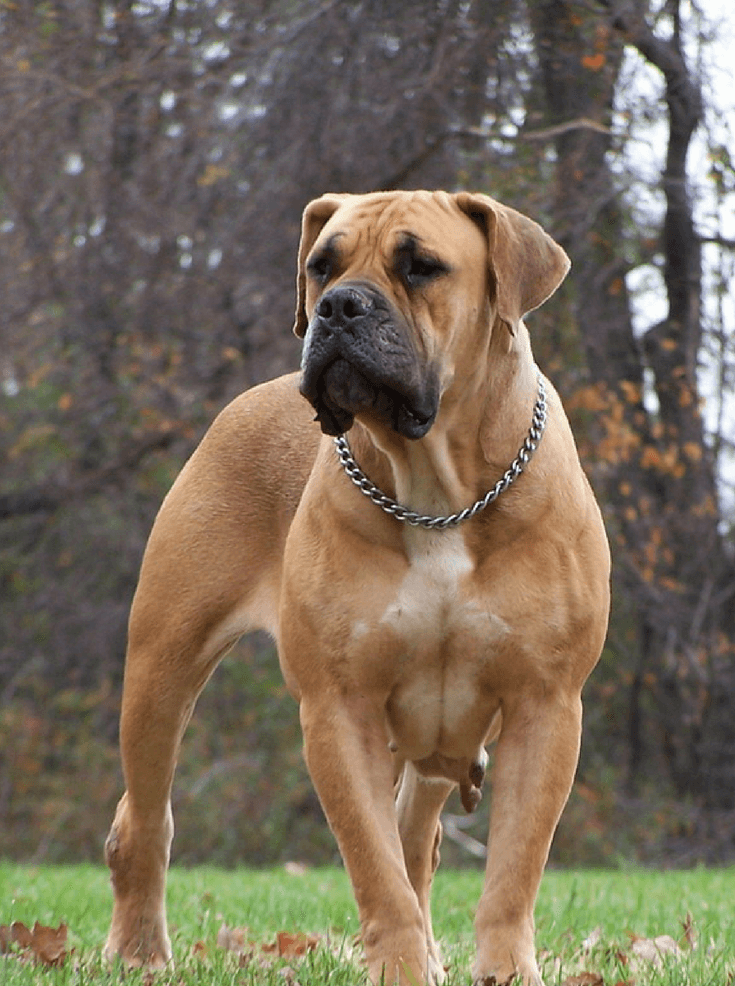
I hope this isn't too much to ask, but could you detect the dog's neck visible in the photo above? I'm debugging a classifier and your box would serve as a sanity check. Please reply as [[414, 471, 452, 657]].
[[346, 322, 540, 520]]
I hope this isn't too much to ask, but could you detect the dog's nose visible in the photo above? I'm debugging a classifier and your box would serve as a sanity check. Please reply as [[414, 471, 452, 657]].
[[315, 286, 371, 331]]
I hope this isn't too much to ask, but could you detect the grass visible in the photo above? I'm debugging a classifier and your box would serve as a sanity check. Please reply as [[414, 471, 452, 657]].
[[1, 863, 734, 984]]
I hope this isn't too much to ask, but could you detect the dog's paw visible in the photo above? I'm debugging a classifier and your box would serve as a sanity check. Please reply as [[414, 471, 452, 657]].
[[472, 950, 543, 986], [472, 968, 543, 986], [103, 912, 172, 971]]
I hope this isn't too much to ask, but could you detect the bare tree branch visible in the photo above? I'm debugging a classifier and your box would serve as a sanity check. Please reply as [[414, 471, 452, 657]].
[[0, 432, 177, 521], [522, 117, 611, 141]]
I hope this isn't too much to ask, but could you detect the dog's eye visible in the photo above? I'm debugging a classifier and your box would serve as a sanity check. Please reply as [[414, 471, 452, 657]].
[[307, 251, 335, 284], [399, 253, 448, 289]]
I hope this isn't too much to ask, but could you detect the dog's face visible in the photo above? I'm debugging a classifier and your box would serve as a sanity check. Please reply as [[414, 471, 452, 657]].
[[296, 192, 483, 439], [294, 190, 570, 439], [299, 266, 441, 440]]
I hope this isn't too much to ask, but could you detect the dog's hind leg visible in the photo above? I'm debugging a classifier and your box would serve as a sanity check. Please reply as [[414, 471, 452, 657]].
[[395, 764, 454, 985], [103, 644, 219, 966], [103, 471, 279, 966], [103, 591, 248, 968], [102, 377, 316, 967]]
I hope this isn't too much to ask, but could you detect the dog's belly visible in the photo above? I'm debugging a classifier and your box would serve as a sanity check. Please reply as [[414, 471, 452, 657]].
[[379, 529, 508, 763]]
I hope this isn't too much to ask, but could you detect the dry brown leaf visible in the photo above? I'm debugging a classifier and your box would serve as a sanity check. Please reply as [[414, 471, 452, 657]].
[[561, 973, 604, 986], [191, 940, 208, 960], [217, 922, 249, 952], [276, 931, 320, 957], [10, 922, 33, 950], [216, 923, 321, 966], [610, 948, 628, 966], [630, 933, 681, 967], [681, 912, 697, 949], [0, 921, 67, 966], [216, 922, 257, 966], [30, 922, 68, 966]]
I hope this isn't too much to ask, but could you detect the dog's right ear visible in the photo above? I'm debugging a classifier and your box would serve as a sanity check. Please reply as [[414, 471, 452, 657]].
[[293, 194, 349, 338]]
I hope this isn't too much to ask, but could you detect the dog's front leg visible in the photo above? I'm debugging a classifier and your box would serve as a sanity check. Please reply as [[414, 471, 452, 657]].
[[472, 688, 583, 986], [299, 694, 432, 986]]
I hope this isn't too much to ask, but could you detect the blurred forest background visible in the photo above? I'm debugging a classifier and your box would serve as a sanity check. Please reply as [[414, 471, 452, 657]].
[[1, 0, 734, 869]]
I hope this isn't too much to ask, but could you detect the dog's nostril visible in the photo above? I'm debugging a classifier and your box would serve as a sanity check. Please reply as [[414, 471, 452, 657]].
[[317, 298, 334, 319], [343, 298, 360, 320]]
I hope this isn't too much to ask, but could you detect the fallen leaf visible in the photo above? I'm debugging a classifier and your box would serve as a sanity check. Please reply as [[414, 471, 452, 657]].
[[10, 922, 33, 949], [561, 973, 604, 986], [216, 924, 322, 965], [30, 922, 68, 966], [276, 931, 320, 957], [681, 912, 697, 949], [217, 922, 249, 953], [0, 922, 67, 966], [630, 933, 681, 966]]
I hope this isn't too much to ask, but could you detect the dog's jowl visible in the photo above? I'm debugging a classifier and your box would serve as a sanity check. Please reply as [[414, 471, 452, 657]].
[[103, 190, 610, 986]]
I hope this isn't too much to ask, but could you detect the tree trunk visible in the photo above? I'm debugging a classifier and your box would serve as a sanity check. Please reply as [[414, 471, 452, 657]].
[[530, 0, 735, 813]]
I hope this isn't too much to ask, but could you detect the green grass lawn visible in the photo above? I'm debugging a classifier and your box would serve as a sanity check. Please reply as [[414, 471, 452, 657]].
[[1, 863, 733, 984]]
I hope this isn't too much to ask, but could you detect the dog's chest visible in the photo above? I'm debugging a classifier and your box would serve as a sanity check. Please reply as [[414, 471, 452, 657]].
[[381, 529, 480, 639], [378, 529, 508, 758]]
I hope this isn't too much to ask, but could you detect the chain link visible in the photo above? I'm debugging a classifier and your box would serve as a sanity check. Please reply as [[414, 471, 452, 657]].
[[333, 371, 548, 529]]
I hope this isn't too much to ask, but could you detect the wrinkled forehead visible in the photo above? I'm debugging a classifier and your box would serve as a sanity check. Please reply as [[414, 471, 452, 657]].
[[315, 191, 485, 261]]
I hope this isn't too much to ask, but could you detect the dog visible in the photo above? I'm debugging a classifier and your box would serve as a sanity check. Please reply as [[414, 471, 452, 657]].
[[103, 190, 610, 986]]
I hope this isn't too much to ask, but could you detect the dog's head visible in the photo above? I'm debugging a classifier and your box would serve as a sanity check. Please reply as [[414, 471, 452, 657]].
[[294, 190, 569, 438]]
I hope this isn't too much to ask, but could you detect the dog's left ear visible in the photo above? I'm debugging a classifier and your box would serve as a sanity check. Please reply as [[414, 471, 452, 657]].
[[293, 194, 350, 338], [454, 191, 570, 334]]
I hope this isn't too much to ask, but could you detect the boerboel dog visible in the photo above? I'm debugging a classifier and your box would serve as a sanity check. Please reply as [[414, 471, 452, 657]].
[[103, 190, 610, 985]]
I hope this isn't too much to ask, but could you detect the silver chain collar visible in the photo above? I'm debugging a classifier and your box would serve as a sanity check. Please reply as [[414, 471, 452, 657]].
[[333, 371, 548, 530]]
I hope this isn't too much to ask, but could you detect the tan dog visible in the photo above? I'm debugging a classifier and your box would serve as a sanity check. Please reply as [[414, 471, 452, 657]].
[[103, 190, 610, 986]]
